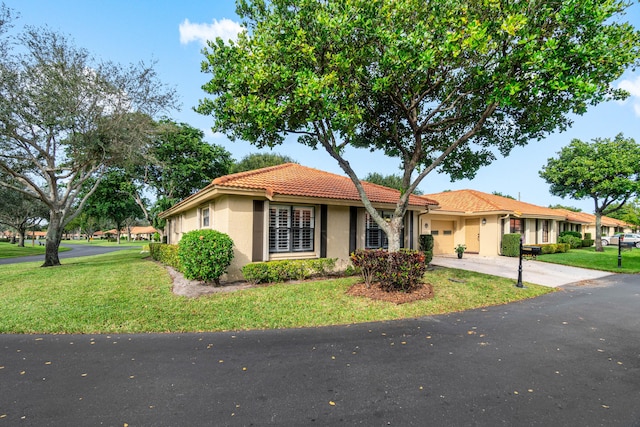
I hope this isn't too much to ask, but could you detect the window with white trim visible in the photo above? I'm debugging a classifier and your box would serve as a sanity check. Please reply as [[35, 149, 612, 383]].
[[269, 205, 315, 253]]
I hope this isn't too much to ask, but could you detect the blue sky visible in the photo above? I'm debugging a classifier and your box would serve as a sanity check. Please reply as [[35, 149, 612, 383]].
[[4, 0, 640, 213]]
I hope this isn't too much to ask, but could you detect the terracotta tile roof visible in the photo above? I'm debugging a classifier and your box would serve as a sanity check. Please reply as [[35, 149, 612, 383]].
[[424, 189, 565, 218], [210, 163, 438, 207], [553, 209, 593, 224]]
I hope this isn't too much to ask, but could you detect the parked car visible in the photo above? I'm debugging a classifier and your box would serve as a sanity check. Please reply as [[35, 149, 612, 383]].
[[601, 233, 640, 248]]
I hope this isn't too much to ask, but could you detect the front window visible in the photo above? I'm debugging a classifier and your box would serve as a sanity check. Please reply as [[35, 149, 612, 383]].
[[269, 205, 314, 253], [510, 218, 523, 234], [201, 207, 210, 228], [366, 211, 392, 249], [542, 220, 549, 243]]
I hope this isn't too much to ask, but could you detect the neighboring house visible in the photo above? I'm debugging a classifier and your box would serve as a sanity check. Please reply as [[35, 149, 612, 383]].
[[129, 226, 158, 241], [420, 190, 567, 256], [160, 163, 438, 280], [98, 226, 158, 241]]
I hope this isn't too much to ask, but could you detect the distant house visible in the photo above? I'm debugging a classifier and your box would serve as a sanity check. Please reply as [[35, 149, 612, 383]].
[[159, 163, 438, 280], [419, 190, 568, 256]]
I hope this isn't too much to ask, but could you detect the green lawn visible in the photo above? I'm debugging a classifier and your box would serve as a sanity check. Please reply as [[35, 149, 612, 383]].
[[537, 246, 640, 273], [0, 250, 552, 334], [0, 242, 70, 259], [59, 239, 149, 247]]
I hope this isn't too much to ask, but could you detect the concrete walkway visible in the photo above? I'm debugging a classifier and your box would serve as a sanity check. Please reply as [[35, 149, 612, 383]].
[[432, 253, 613, 287]]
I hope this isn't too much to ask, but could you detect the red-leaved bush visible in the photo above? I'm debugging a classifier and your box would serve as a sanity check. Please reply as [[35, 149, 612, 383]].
[[350, 249, 427, 292]]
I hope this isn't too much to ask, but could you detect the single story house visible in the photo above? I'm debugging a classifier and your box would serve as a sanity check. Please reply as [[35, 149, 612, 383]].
[[555, 209, 632, 237], [159, 163, 438, 280], [419, 190, 568, 256]]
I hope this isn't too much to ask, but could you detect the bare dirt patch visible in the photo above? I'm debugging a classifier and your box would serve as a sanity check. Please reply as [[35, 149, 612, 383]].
[[346, 282, 434, 304], [167, 266, 256, 298]]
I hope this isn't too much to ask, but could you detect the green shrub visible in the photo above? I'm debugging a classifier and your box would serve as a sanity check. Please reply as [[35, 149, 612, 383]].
[[178, 230, 234, 284], [419, 234, 434, 264], [241, 258, 338, 284], [149, 243, 181, 270], [559, 231, 582, 239], [584, 232, 592, 240], [582, 239, 595, 247], [502, 234, 521, 257], [350, 249, 427, 292], [559, 234, 582, 249]]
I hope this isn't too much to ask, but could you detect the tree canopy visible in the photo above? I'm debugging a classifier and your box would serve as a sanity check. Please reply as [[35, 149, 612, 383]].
[[198, 0, 640, 251], [231, 152, 297, 173], [0, 13, 178, 265], [83, 170, 144, 245], [145, 120, 233, 203], [539, 134, 640, 250], [364, 173, 423, 195]]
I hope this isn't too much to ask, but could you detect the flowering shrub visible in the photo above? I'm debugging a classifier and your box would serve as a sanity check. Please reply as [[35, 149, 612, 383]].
[[178, 230, 234, 284]]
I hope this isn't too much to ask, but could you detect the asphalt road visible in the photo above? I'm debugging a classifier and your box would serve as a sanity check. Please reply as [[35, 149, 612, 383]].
[[1, 274, 639, 426], [0, 243, 136, 265]]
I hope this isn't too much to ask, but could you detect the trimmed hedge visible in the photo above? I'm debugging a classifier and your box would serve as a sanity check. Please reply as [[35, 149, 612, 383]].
[[241, 258, 337, 285], [558, 234, 582, 249], [559, 231, 582, 239], [350, 249, 427, 292], [149, 243, 181, 270], [582, 239, 595, 247], [418, 234, 434, 265], [502, 234, 521, 257]]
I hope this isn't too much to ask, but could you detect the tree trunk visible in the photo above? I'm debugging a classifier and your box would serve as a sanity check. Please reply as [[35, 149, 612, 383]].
[[386, 216, 404, 252], [17, 229, 26, 247], [43, 213, 63, 266], [594, 211, 603, 252]]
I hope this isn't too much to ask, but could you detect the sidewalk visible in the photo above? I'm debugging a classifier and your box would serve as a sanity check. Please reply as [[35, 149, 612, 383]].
[[431, 253, 613, 287]]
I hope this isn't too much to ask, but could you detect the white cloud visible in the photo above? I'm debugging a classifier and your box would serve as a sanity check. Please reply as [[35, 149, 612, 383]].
[[179, 18, 244, 46], [618, 75, 640, 117]]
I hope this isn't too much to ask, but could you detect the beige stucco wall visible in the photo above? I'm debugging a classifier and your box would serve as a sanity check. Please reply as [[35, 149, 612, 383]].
[[326, 205, 350, 260]]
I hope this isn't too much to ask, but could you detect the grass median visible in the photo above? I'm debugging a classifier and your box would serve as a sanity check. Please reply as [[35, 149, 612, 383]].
[[0, 250, 552, 334], [0, 242, 72, 259], [536, 246, 640, 273]]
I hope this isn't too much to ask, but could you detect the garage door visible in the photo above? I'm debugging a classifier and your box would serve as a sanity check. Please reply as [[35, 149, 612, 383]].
[[431, 220, 454, 255]]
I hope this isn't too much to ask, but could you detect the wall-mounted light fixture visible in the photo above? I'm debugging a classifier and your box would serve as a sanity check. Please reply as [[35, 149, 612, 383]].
[[482, 218, 487, 225]]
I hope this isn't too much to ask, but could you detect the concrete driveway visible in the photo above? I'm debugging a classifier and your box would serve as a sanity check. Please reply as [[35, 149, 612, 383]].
[[432, 254, 613, 287]]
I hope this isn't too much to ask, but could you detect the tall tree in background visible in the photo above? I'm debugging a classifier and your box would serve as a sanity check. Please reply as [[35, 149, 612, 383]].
[[146, 120, 233, 203], [143, 120, 233, 235], [540, 134, 640, 251], [0, 16, 177, 265], [198, 0, 640, 252], [595, 199, 640, 231], [364, 173, 423, 195], [0, 176, 48, 247], [83, 170, 144, 245], [230, 152, 297, 173]]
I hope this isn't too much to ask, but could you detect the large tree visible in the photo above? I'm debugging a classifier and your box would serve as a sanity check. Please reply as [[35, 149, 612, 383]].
[[145, 120, 233, 203], [198, 0, 640, 252], [142, 120, 233, 236], [0, 21, 177, 265], [83, 169, 144, 245], [539, 134, 640, 251]]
